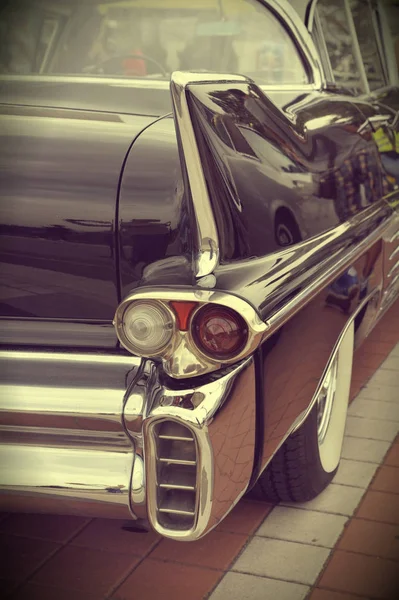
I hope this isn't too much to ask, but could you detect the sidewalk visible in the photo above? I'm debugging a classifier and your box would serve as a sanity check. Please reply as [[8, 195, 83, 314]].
[[1, 301, 398, 600]]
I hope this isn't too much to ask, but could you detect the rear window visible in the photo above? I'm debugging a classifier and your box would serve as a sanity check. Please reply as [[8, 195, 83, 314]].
[[0, 0, 308, 86]]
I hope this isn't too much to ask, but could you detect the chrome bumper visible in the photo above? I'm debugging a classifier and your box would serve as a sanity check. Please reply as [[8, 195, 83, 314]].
[[0, 350, 256, 540]]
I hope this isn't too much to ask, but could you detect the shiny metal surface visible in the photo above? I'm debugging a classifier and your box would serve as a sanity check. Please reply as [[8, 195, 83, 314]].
[[0, 443, 134, 511], [263, 209, 394, 335], [0, 349, 140, 431], [170, 71, 228, 278], [114, 287, 267, 379], [0, 319, 117, 348], [0, 349, 142, 519], [144, 357, 256, 540], [316, 355, 338, 443]]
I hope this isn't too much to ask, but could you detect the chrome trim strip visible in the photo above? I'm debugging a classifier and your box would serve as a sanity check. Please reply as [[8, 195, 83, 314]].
[[170, 72, 232, 278], [0, 349, 139, 366], [389, 245, 399, 262], [388, 258, 399, 279], [258, 0, 323, 88], [263, 210, 394, 336], [0, 74, 171, 89], [377, 0, 399, 86], [343, 0, 370, 95], [389, 230, 399, 244]]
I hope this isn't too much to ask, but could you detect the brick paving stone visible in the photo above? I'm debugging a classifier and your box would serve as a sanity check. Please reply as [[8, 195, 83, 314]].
[[332, 459, 378, 488], [209, 571, 309, 600], [384, 442, 399, 468], [71, 518, 161, 555], [0, 534, 60, 585], [32, 545, 139, 597], [355, 352, 388, 371], [111, 558, 223, 600], [0, 513, 89, 543], [341, 437, 391, 464], [371, 466, 399, 494], [11, 583, 100, 600], [367, 369, 399, 388], [359, 385, 399, 403], [309, 589, 369, 600], [344, 416, 399, 442], [379, 355, 399, 371], [337, 518, 399, 561], [150, 530, 247, 571], [318, 550, 399, 599], [282, 483, 364, 517], [232, 537, 330, 585], [348, 398, 399, 421], [216, 499, 273, 535], [356, 490, 399, 525], [256, 506, 347, 548]]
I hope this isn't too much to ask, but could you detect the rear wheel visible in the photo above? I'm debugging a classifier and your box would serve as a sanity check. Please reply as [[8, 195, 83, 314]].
[[254, 321, 354, 503]]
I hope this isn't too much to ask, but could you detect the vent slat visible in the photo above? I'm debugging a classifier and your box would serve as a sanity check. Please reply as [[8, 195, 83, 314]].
[[159, 483, 196, 491], [158, 507, 195, 516], [159, 457, 196, 466], [154, 420, 197, 531], [158, 434, 194, 442]]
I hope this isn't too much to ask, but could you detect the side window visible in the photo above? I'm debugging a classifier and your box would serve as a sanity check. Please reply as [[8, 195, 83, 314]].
[[350, 0, 387, 91], [316, 0, 389, 93], [0, 0, 308, 86], [316, 0, 365, 93]]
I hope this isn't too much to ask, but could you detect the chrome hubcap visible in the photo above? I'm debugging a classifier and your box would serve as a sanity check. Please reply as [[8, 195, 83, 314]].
[[317, 356, 338, 444]]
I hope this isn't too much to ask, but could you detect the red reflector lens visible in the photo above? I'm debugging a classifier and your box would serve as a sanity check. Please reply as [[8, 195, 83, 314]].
[[170, 301, 198, 331], [192, 305, 248, 360]]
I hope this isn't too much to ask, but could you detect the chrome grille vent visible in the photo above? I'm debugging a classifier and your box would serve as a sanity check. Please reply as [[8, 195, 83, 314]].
[[154, 421, 198, 530]]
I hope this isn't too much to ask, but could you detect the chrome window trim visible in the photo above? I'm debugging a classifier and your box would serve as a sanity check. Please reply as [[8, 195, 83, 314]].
[[170, 71, 236, 279], [376, 0, 399, 86], [257, 0, 323, 88], [263, 206, 394, 336], [371, 3, 389, 85], [343, 0, 370, 95], [309, 0, 397, 94], [312, 8, 334, 83]]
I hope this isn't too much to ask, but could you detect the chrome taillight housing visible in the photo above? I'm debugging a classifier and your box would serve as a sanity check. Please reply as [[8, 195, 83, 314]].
[[113, 288, 267, 378]]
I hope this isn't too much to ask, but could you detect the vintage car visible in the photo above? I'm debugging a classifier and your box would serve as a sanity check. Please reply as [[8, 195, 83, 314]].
[[0, 0, 398, 541]]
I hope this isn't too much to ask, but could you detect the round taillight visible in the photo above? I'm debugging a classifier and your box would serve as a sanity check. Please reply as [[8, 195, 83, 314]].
[[192, 305, 248, 360], [122, 301, 174, 356]]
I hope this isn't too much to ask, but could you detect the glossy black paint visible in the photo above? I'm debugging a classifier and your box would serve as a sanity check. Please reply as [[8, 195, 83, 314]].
[[186, 83, 386, 262], [0, 103, 154, 321], [118, 116, 194, 298]]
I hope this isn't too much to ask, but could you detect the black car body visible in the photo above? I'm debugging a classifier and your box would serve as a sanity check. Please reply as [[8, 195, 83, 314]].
[[0, 0, 398, 540]]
